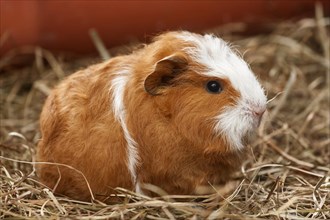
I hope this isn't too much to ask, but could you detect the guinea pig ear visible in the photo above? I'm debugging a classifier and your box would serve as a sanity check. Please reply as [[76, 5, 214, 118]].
[[144, 53, 188, 95]]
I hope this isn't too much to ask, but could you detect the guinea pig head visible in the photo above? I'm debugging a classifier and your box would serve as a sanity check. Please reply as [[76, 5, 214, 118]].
[[143, 32, 267, 154]]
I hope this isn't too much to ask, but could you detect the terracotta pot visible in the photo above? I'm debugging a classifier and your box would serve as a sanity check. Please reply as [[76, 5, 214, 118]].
[[1, 0, 329, 54]]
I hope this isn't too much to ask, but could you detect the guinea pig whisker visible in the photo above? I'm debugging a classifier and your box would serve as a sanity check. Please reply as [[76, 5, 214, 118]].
[[267, 91, 283, 104]]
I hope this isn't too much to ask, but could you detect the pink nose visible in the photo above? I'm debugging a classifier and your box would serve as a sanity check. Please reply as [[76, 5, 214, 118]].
[[252, 108, 266, 118]]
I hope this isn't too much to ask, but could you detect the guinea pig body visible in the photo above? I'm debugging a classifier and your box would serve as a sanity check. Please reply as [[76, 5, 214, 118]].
[[37, 31, 267, 201]]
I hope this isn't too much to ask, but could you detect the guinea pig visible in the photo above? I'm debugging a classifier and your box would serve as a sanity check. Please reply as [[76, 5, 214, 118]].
[[37, 31, 267, 202]]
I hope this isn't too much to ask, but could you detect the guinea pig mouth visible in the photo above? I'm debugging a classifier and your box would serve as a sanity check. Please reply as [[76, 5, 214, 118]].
[[247, 107, 266, 128], [214, 106, 266, 151], [252, 115, 262, 128], [252, 111, 266, 128]]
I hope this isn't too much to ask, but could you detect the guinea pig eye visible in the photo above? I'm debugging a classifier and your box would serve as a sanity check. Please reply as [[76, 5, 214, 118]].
[[206, 80, 222, 94]]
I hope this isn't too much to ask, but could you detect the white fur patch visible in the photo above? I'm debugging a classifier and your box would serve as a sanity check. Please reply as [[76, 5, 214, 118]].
[[178, 32, 267, 150], [110, 68, 140, 189], [135, 182, 144, 195]]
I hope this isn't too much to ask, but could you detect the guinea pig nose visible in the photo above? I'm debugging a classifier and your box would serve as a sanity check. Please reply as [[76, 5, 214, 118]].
[[252, 108, 266, 118]]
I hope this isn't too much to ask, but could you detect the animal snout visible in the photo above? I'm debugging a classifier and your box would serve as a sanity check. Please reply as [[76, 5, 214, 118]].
[[244, 101, 267, 118], [252, 107, 266, 118], [249, 104, 267, 127]]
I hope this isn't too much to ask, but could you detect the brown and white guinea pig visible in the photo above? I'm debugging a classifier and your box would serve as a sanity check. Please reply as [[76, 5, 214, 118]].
[[37, 31, 267, 202]]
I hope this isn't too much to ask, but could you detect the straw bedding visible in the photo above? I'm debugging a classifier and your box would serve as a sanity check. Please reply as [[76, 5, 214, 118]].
[[0, 7, 329, 220]]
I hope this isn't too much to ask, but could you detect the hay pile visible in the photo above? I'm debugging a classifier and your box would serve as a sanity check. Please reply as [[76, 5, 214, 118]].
[[1, 8, 329, 220]]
